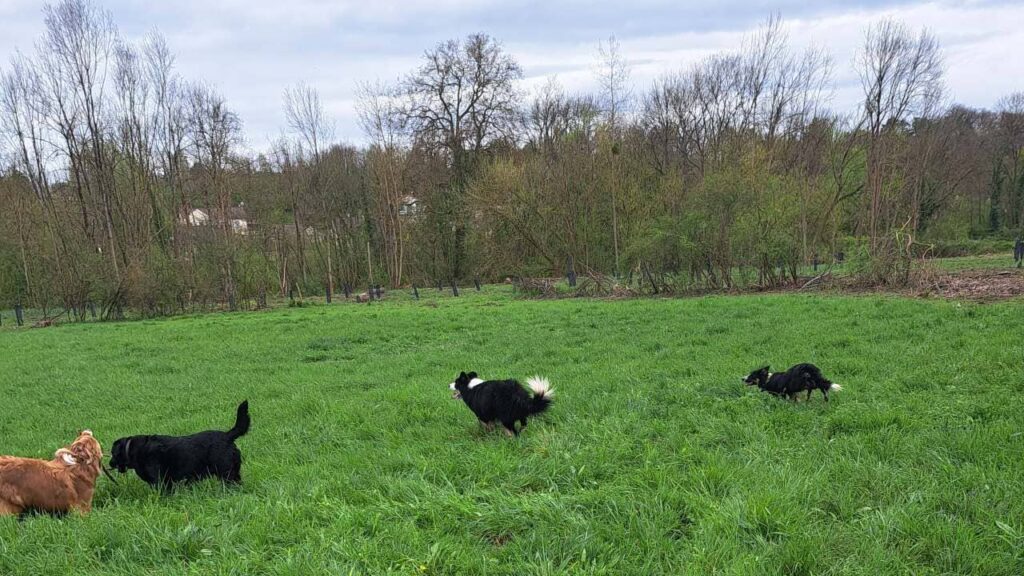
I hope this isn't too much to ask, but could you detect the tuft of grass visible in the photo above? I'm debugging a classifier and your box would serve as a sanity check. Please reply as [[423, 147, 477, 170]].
[[1, 290, 1022, 574]]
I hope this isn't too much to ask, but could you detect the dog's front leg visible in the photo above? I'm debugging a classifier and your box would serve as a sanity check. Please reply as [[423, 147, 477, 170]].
[[0, 500, 22, 517]]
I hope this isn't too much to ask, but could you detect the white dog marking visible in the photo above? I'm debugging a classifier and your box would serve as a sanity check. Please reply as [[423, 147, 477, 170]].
[[526, 376, 553, 397]]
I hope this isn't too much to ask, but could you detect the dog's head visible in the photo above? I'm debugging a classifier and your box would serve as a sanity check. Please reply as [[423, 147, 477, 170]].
[[108, 437, 135, 473], [743, 366, 770, 387], [449, 371, 478, 399], [54, 430, 103, 472]]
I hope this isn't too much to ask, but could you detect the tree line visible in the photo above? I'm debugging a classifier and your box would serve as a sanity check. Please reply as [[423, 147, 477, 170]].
[[1, 1, 1022, 317]]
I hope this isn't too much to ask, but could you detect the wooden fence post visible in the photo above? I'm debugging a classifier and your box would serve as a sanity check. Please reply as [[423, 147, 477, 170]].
[[643, 263, 659, 295]]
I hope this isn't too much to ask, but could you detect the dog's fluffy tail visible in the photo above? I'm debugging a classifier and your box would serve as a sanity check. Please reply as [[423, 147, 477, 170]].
[[829, 383, 842, 392], [526, 376, 554, 415], [227, 400, 250, 441]]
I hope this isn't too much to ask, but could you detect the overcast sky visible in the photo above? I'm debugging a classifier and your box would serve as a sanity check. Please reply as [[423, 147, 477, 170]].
[[1, 0, 1021, 150]]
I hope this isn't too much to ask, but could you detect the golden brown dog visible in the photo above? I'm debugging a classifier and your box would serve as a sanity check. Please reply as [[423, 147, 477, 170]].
[[0, 430, 103, 516]]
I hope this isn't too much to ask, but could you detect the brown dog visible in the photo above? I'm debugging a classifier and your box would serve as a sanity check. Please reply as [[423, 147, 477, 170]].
[[0, 430, 104, 516]]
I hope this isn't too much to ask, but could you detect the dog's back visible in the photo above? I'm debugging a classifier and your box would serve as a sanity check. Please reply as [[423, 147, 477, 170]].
[[0, 431, 102, 515], [777, 363, 840, 400], [138, 430, 241, 482], [0, 457, 73, 515], [461, 380, 529, 422]]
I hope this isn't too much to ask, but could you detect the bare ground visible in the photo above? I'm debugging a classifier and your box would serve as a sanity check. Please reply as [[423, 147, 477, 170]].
[[916, 268, 1024, 301]]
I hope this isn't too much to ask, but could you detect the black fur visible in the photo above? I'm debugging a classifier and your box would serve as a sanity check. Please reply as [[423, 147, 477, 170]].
[[108, 401, 250, 489], [449, 372, 552, 436], [743, 364, 840, 402]]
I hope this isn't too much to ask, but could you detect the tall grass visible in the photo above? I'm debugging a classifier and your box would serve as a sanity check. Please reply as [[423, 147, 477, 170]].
[[0, 290, 1021, 574]]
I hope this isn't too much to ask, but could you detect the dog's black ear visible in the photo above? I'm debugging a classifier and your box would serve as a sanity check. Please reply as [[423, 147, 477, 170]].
[[467, 371, 478, 379], [110, 439, 127, 473], [458, 371, 467, 379]]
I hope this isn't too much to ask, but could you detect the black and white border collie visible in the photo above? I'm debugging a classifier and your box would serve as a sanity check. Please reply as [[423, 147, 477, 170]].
[[743, 364, 842, 402], [449, 371, 553, 437]]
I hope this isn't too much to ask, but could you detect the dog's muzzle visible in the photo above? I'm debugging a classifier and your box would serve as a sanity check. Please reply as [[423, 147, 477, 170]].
[[449, 382, 461, 399]]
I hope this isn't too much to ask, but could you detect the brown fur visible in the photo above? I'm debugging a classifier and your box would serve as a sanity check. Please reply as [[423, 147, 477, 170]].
[[0, 430, 103, 516]]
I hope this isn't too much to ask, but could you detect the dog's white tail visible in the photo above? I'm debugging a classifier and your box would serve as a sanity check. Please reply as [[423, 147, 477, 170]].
[[829, 383, 843, 392], [527, 376, 554, 398]]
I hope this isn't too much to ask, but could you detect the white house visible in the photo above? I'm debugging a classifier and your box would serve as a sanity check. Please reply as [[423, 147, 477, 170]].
[[399, 195, 420, 216], [227, 206, 249, 234], [182, 205, 249, 234], [186, 208, 209, 226]]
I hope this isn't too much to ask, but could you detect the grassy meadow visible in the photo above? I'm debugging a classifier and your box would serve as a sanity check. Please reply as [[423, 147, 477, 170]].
[[0, 288, 1022, 575]]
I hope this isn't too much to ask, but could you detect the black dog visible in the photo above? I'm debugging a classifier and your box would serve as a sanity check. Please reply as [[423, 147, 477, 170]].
[[449, 372, 553, 436], [743, 364, 842, 402], [108, 401, 250, 489]]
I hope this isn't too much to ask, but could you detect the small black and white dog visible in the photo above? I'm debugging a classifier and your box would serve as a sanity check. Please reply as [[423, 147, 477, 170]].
[[743, 364, 842, 402], [449, 372, 553, 436], [108, 401, 250, 489]]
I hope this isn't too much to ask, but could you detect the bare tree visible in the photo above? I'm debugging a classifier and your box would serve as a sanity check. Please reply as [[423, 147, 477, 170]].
[[595, 36, 634, 276], [145, 32, 190, 258], [284, 82, 338, 296], [0, 56, 68, 305], [187, 83, 242, 308], [995, 93, 1024, 228], [740, 16, 832, 145], [401, 33, 522, 281], [42, 0, 123, 275], [858, 19, 944, 247], [528, 77, 600, 150], [284, 83, 334, 164], [0, 55, 53, 207], [595, 35, 632, 132], [403, 33, 522, 157], [358, 81, 408, 286], [113, 41, 160, 254]]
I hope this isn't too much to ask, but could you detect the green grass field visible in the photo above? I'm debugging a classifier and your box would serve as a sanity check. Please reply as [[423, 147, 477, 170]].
[[1, 289, 1022, 575], [931, 254, 1021, 272]]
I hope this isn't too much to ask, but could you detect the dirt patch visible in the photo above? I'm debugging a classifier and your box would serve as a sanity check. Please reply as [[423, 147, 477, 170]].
[[510, 267, 1024, 302], [807, 268, 1024, 301], [920, 269, 1024, 301]]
